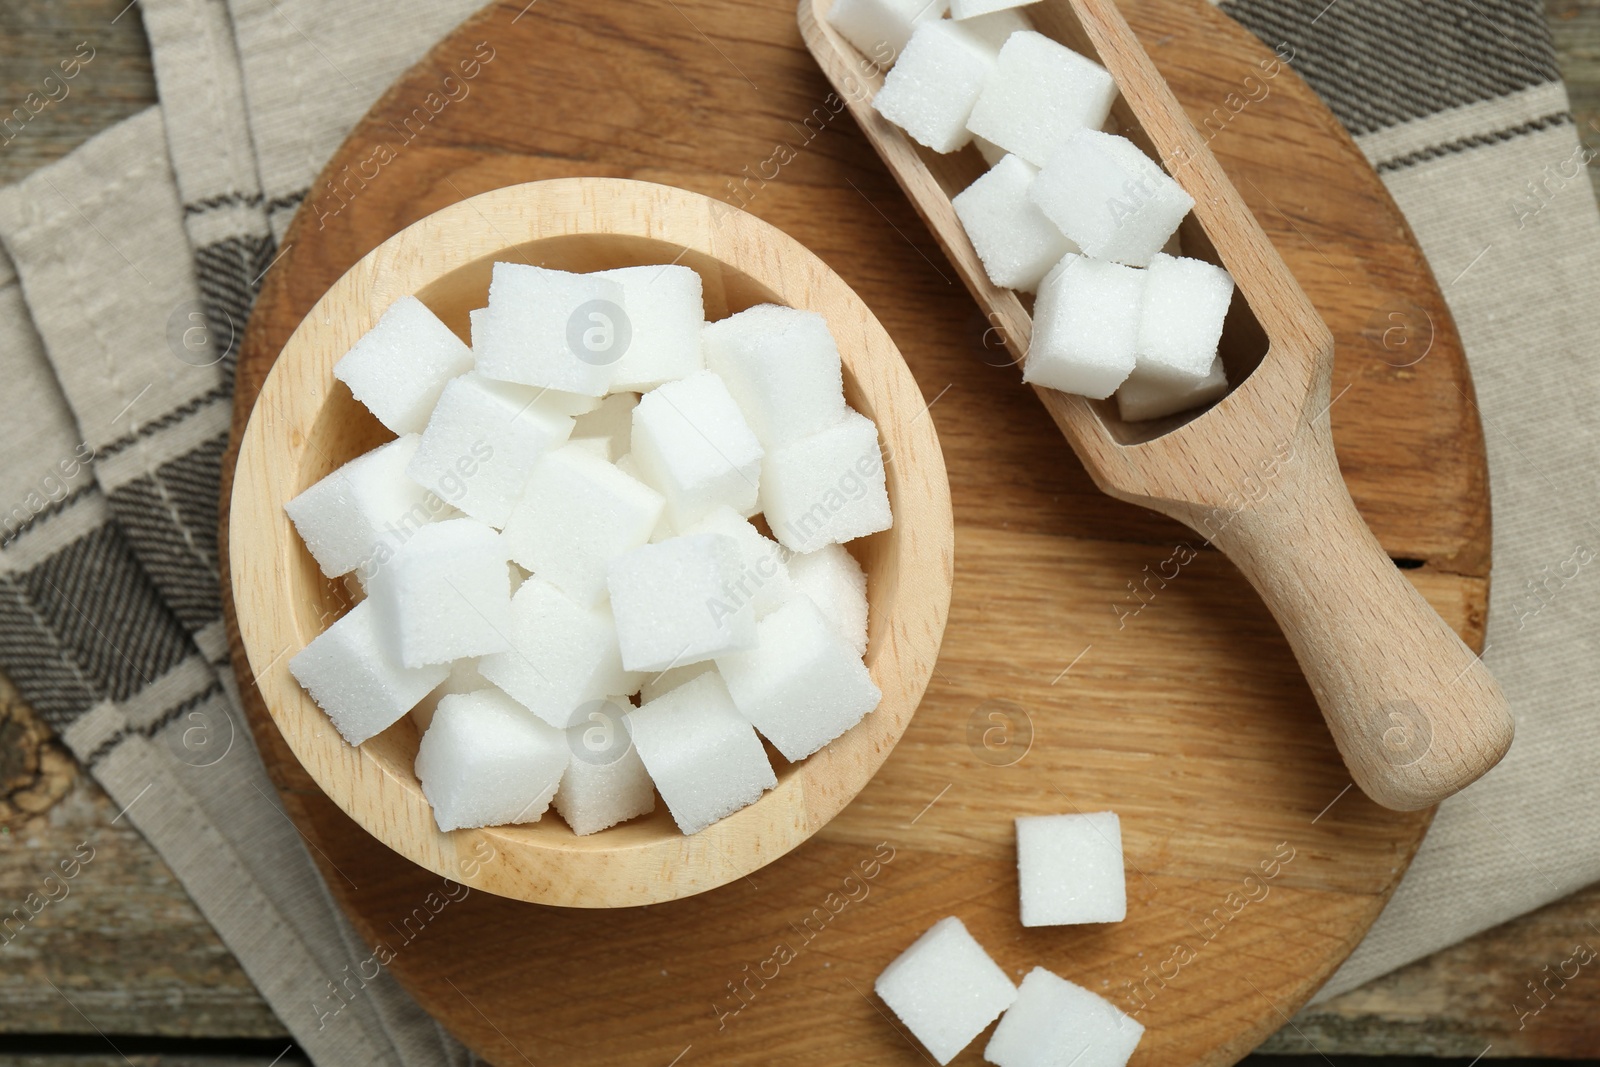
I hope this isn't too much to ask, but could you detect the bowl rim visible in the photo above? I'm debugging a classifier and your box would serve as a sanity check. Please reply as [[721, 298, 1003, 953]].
[[228, 176, 954, 908]]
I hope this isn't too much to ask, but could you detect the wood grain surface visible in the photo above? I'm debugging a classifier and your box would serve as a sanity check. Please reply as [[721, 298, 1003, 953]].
[[216, 1, 1489, 1064], [3, 0, 1600, 1061]]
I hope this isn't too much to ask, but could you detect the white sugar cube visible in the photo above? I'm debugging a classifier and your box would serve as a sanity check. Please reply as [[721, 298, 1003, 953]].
[[702, 305, 848, 449], [1030, 130, 1194, 267], [875, 916, 1017, 1065], [290, 599, 448, 746], [953, 154, 1078, 292], [570, 391, 638, 461], [630, 370, 764, 528], [286, 435, 442, 578], [984, 967, 1144, 1067], [477, 578, 638, 729], [1023, 255, 1144, 399], [684, 505, 797, 618], [873, 21, 995, 154], [716, 597, 881, 760], [951, 0, 1036, 19], [407, 373, 574, 528], [607, 533, 756, 672], [638, 660, 715, 704], [762, 410, 891, 553], [333, 297, 474, 435], [974, 135, 1008, 166], [790, 544, 870, 656], [414, 688, 568, 832], [593, 264, 706, 390], [474, 262, 625, 396], [1016, 811, 1127, 926], [554, 696, 657, 835], [410, 656, 487, 732], [1137, 252, 1235, 383], [367, 517, 513, 667], [967, 32, 1117, 167], [625, 671, 776, 835], [1117, 356, 1228, 422], [825, 0, 948, 59], [955, 7, 1034, 50], [499, 445, 664, 605], [469, 308, 601, 416]]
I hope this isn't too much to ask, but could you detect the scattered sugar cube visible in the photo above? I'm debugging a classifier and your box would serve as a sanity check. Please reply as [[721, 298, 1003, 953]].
[[873, 21, 995, 153], [594, 265, 707, 390], [414, 688, 569, 832], [499, 444, 664, 606], [410, 657, 487, 733], [1030, 129, 1195, 267], [875, 916, 1017, 1065], [684, 505, 797, 617], [289, 600, 449, 746], [1137, 252, 1235, 383], [625, 671, 776, 835], [569, 391, 638, 461], [950, 0, 1036, 19], [630, 370, 764, 528], [1023, 255, 1144, 399], [1117, 356, 1228, 422], [1016, 811, 1127, 926], [825, 0, 948, 59], [286, 435, 441, 578], [333, 297, 474, 435], [967, 32, 1117, 167], [716, 597, 881, 760], [407, 373, 574, 528], [477, 578, 638, 729], [790, 544, 870, 656], [366, 517, 513, 667], [761, 410, 891, 554], [702, 305, 848, 449], [474, 262, 626, 396], [953, 154, 1078, 292], [955, 6, 1034, 50], [984, 967, 1144, 1067], [638, 660, 715, 704], [607, 533, 756, 672], [554, 696, 657, 835]]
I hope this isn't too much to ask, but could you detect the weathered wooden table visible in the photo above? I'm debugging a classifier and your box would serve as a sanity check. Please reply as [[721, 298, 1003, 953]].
[[1, 1, 1598, 1063]]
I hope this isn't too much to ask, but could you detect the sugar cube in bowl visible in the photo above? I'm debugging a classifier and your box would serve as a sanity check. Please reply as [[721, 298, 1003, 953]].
[[228, 178, 954, 908]]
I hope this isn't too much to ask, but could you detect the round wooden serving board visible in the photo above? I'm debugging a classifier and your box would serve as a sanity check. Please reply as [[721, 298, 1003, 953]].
[[220, 1, 1491, 1064]]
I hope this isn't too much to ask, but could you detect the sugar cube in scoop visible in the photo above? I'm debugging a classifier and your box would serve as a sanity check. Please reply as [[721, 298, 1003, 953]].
[[953, 154, 1078, 292], [569, 391, 638, 462], [825, 0, 948, 59], [1016, 811, 1127, 926], [593, 264, 706, 390], [626, 671, 776, 835], [683, 505, 797, 618], [875, 916, 1017, 1065], [984, 967, 1144, 1067], [499, 444, 664, 606], [638, 660, 715, 703], [1023, 255, 1144, 399], [762, 410, 891, 553], [290, 600, 448, 746], [1137, 252, 1235, 383], [951, 0, 1036, 18], [286, 434, 439, 578], [716, 596, 881, 761], [414, 688, 569, 832], [952, 3, 1035, 40], [607, 533, 756, 672], [333, 296, 473, 435], [702, 305, 848, 449], [1116, 357, 1228, 422], [630, 370, 764, 528], [789, 544, 869, 656], [366, 517, 513, 667], [474, 262, 625, 396], [873, 21, 995, 154], [555, 696, 657, 835], [1030, 129, 1194, 267], [967, 32, 1116, 167]]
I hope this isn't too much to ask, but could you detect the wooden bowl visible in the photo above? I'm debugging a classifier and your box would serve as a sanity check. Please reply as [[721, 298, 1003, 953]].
[[228, 177, 954, 908]]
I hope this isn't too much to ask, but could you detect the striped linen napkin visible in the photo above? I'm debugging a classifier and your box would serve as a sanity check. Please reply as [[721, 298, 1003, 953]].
[[0, 0, 1594, 1060]]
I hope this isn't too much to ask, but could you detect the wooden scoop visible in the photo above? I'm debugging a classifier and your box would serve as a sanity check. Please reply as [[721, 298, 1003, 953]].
[[799, 0, 1513, 810]]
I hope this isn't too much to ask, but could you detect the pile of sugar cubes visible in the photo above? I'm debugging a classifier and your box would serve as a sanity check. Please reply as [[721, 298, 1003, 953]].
[[285, 259, 892, 838], [874, 812, 1139, 1066], [829, 0, 1236, 421]]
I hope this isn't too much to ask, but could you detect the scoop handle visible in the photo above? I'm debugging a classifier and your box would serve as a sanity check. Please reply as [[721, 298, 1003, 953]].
[[1182, 416, 1513, 811]]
